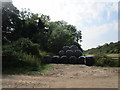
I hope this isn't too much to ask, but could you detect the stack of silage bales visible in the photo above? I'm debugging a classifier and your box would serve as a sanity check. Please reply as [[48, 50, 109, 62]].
[[60, 46, 70, 64], [43, 55, 52, 64], [43, 45, 94, 66], [52, 56, 60, 64]]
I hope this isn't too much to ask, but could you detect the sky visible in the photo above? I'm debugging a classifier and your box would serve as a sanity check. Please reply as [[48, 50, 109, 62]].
[[6, 0, 119, 50]]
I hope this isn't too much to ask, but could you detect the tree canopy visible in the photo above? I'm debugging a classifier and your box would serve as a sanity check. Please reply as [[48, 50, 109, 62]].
[[2, 2, 82, 54]]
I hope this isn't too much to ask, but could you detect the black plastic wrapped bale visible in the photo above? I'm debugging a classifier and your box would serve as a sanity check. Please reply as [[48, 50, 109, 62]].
[[69, 56, 77, 64], [85, 56, 94, 66], [60, 55, 68, 64], [58, 50, 65, 56], [77, 56, 85, 64], [66, 50, 73, 58], [63, 46, 70, 51], [43, 55, 52, 64], [70, 45, 79, 52], [52, 56, 60, 64], [74, 50, 82, 58]]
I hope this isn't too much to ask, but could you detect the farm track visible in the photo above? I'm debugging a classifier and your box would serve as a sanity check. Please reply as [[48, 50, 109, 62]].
[[2, 64, 119, 88]]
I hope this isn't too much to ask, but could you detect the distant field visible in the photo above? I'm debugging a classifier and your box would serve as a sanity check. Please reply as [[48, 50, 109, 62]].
[[106, 54, 119, 57], [85, 54, 119, 57], [85, 54, 119, 60]]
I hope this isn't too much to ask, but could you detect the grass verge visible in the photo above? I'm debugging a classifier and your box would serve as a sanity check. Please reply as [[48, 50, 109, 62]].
[[2, 64, 52, 75]]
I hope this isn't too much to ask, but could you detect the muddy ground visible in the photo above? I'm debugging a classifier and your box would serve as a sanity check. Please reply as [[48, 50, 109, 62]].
[[2, 64, 119, 88]]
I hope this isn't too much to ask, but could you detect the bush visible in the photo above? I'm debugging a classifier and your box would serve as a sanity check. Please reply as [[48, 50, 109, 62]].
[[3, 51, 40, 69], [2, 39, 41, 70], [12, 38, 40, 57], [94, 53, 118, 67]]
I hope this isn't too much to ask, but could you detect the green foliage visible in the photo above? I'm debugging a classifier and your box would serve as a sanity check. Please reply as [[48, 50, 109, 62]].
[[85, 41, 120, 54], [39, 51, 54, 63], [2, 2, 22, 44], [4, 38, 40, 57], [94, 53, 119, 67], [46, 21, 82, 54], [3, 64, 52, 75], [12, 38, 40, 57], [3, 50, 40, 69], [2, 2, 82, 54], [2, 2, 83, 73], [2, 38, 41, 72]]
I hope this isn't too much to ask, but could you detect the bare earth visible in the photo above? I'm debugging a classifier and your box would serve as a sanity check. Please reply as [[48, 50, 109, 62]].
[[2, 64, 119, 88]]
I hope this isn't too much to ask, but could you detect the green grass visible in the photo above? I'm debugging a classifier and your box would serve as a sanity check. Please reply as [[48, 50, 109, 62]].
[[85, 54, 119, 57], [102, 67, 120, 69], [85, 54, 94, 56], [37, 64, 52, 73], [106, 54, 119, 57], [85, 53, 119, 67], [3, 64, 52, 75]]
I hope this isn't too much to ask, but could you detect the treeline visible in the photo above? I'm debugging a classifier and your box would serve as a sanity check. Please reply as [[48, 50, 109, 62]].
[[2, 2, 82, 73], [85, 41, 120, 54]]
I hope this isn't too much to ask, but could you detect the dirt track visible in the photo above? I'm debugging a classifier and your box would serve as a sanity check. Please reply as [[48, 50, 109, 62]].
[[2, 64, 119, 88]]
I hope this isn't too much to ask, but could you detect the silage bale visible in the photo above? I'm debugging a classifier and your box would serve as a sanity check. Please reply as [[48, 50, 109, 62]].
[[60, 55, 68, 64], [66, 50, 73, 58], [63, 46, 70, 51], [85, 56, 94, 66], [74, 50, 82, 58], [52, 56, 60, 64], [69, 56, 77, 64], [70, 45, 79, 52], [77, 56, 85, 64], [58, 50, 65, 56], [43, 55, 52, 64]]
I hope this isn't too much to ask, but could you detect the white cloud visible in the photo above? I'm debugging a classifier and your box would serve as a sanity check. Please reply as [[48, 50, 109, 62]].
[[12, 0, 118, 26], [0, 0, 12, 2], [81, 21, 118, 50], [12, 0, 118, 50]]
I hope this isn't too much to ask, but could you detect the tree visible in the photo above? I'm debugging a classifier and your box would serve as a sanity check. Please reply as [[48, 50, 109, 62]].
[[46, 21, 82, 54], [2, 2, 21, 44], [2, 2, 83, 54]]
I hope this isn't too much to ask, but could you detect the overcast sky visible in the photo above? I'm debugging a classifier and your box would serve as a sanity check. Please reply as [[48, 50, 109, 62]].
[[11, 0, 119, 50]]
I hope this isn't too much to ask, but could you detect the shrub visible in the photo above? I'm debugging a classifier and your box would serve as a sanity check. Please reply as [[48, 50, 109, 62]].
[[2, 39, 41, 70], [3, 50, 40, 69], [94, 53, 118, 67], [12, 38, 40, 57]]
